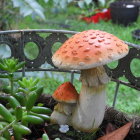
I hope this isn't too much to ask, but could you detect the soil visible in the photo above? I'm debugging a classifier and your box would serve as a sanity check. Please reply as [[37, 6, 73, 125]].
[[1, 93, 140, 140], [25, 94, 140, 140]]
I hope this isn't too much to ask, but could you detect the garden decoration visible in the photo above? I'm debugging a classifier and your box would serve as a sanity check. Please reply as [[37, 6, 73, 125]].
[[51, 82, 79, 125], [97, 122, 132, 140], [52, 30, 129, 132]]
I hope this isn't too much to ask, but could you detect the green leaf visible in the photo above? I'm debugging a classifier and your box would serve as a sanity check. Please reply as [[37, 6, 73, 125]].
[[0, 137, 7, 140], [98, 0, 106, 7], [0, 63, 8, 71], [55, 138, 61, 140], [14, 92, 26, 106], [15, 61, 25, 71], [31, 106, 52, 115], [0, 58, 19, 73], [29, 112, 50, 122], [13, 124, 31, 135], [1, 86, 11, 94], [18, 77, 40, 93], [26, 91, 38, 111], [3, 130, 11, 140], [85, 0, 92, 5], [0, 122, 9, 127], [35, 86, 43, 97], [18, 88, 28, 94], [42, 133, 49, 140], [11, 0, 46, 20], [77, 1, 85, 8], [22, 115, 44, 124], [31, 78, 39, 87], [18, 80, 26, 89], [0, 74, 9, 78], [15, 106, 23, 121], [0, 104, 14, 123], [7, 96, 21, 109]]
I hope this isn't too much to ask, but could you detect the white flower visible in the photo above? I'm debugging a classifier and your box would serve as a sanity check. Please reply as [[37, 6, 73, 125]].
[[59, 125, 69, 133]]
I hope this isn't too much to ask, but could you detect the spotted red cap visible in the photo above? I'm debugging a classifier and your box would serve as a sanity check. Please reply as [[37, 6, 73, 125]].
[[52, 30, 128, 70], [52, 82, 79, 103]]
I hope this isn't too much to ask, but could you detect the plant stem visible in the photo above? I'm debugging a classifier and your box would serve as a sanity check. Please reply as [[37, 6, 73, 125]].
[[9, 74, 14, 96], [0, 120, 16, 136]]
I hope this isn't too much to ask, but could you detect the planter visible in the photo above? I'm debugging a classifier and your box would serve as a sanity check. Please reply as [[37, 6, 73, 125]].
[[0, 29, 140, 140], [132, 29, 140, 40], [110, 1, 139, 26]]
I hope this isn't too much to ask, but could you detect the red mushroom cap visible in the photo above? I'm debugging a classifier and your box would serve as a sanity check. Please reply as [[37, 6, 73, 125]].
[[52, 30, 128, 70], [52, 82, 79, 103]]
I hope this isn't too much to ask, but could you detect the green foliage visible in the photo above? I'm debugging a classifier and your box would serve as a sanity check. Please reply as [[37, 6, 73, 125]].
[[1, 0, 109, 30], [18, 77, 39, 94], [11, 0, 47, 20], [0, 58, 52, 140], [98, 0, 117, 9], [0, 0, 18, 30], [40, 75, 62, 94], [42, 133, 49, 140], [107, 82, 140, 114], [0, 58, 25, 73]]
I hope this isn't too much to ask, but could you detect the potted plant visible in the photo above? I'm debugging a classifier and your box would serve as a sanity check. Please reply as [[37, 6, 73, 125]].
[[110, 1, 139, 26], [81, 0, 115, 23]]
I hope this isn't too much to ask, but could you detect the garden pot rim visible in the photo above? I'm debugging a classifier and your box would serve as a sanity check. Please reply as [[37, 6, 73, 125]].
[[132, 29, 140, 40], [110, 1, 139, 8]]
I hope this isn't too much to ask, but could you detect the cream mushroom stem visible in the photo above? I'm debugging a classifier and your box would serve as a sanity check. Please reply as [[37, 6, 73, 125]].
[[72, 66, 110, 132], [51, 102, 76, 125]]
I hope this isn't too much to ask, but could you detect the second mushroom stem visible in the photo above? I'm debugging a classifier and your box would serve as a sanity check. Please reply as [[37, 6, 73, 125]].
[[71, 66, 110, 132]]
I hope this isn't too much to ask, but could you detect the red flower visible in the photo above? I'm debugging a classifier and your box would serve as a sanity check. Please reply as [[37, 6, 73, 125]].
[[91, 14, 100, 23], [82, 17, 92, 23], [82, 8, 111, 24]]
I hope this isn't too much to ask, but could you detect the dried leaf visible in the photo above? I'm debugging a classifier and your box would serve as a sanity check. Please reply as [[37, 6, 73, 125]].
[[105, 123, 116, 134], [97, 122, 132, 140]]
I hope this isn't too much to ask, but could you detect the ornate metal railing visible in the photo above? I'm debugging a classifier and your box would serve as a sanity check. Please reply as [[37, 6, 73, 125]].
[[0, 29, 140, 107]]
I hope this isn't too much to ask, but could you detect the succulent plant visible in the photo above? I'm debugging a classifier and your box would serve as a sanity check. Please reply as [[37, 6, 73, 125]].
[[0, 58, 52, 140]]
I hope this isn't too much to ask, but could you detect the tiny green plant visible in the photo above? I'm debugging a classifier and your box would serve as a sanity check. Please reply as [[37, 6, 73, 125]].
[[42, 133, 61, 140], [0, 58, 25, 95], [42, 133, 49, 140], [0, 58, 52, 140]]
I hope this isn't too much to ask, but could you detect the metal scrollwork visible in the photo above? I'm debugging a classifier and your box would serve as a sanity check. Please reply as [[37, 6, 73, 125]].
[[106, 47, 140, 89], [45, 33, 68, 67], [0, 29, 140, 91], [0, 34, 19, 58], [20, 32, 47, 68], [124, 48, 140, 87]]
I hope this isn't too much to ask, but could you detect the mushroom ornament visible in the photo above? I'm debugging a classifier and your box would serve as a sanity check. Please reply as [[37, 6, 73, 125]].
[[51, 82, 79, 125], [52, 30, 129, 132]]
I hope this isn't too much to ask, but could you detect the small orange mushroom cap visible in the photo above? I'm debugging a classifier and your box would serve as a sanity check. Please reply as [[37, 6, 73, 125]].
[[52, 30, 129, 70], [52, 82, 79, 103]]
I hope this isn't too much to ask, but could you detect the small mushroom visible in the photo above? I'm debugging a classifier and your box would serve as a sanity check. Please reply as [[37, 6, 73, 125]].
[[50, 82, 79, 125], [52, 30, 129, 132]]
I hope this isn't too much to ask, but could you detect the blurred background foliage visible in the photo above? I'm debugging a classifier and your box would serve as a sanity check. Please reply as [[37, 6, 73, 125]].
[[1, 0, 140, 115], [0, 0, 116, 30]]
